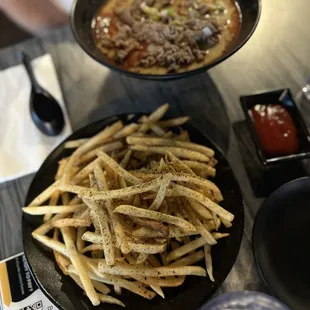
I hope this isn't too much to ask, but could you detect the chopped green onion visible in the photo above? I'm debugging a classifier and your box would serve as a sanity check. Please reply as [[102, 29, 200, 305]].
[[167, 8, 174, 17], [216, 4, 225, 13]]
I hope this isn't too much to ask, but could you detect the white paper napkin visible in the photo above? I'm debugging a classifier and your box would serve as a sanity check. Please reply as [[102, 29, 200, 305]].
[[0, 54, 72, 183]]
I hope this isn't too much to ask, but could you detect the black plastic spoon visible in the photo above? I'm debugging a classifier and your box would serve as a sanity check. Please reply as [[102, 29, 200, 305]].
[[21, 52, 65, 136]]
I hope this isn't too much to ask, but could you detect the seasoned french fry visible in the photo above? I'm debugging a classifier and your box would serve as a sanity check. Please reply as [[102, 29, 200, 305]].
[[81, 232, 166, 254], [23, 204, 86, 215], [182, 160, 216, 178], [33, 214, 67, 235], [220, 215, 233, 228], [189, 199, 212, 220], [113, 248, 123, 295], [132, 226, 197, 239], [68, 195, 83, 206], [56, 158, 68, 179], [129, 171, 223, 202], [131, 217, 169, 237], [163, 131, 174, 138], [171, 184, 232, 221], [80, 244, 104, 254], [127, 136, 214, 158], [157, 117, 189, 128], [85, 197, 115, 265], [170, 251, 205, 267], [165, 237, 208, 263], [208, 157, 218, 167], [99, 262, 206, 278], [97, 150, 140, 184], [28, 180, 60, 206], [149, 174, 171, 211], [93, 280, 111, 295], [61, 120, 123, 186], [68, 272, 122, 306], [184, 201, 217, 245], [78, 177, 164, 200], [44, 190, 61, 222], [79, 141, 124, 165], [129, 258, 164, 298], [147, 103, 170, 121], [127, 114, 136, 120], [212, 232, 229, 240], [215, 215, 222, 230], [204, 245, 214, 282], [32, 233, 67, 257], [71, 158, 102, 185], [130, 145, 210, 162], [171, 173, 223, 202], [211, 211, 218, 230], [113, 123, 139, 139], [176, 129, 190, 141], [61, 227, 100, 306], [167, 152, 195, 175], [138, 104, 170, 133], [53, 218, 92, 228], [204, 221, 216, 232], [84, 173, 115, 265], [150, 124, 166, 136], [114, 205, 196, 232], [94, 163, 130, 254], [61, 192, 71, 204], [171, 240, 180, 250], [126, 136, 214, 161], [137, 274, 184, 287], [53, 229, 70, 275], [74, 263, 156, 300], [76, 227, 87, 252], [68, 270, 85, 289], [129, 242, 166, 254], [136, 253, 149, 265], [148, 255, 161, 267], [73, 208, 90, 220], [64, 138, 88, 149], [119, 150, 132, 169], [112, 149, 130, 160], [98, 293, 125, 307], [118, 175, 127, 188]]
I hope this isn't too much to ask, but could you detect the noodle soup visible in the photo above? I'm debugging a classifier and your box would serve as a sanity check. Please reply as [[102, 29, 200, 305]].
[[92, 0, 241, 74]]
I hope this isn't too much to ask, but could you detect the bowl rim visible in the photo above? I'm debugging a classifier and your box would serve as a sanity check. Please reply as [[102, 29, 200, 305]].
[[252, 176, 310, 309], [70, 0, 262, 80]]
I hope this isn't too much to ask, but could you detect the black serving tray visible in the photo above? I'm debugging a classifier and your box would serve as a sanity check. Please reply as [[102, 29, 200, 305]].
[[240, 89, 310, 165]]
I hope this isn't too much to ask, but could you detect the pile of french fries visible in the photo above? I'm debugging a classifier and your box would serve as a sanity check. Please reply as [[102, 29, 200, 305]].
[[23, 104, 234, 307]]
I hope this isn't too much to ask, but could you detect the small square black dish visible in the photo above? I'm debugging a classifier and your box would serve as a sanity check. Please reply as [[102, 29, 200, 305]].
[[240, 89, 310, 165]]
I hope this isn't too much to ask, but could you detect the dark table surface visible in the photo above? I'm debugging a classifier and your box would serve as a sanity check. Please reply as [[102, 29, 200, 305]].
[[1, 0, 310, 301]]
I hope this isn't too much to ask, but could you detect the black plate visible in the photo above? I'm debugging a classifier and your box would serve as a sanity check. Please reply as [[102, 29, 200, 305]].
[[23, 114, 244, 310], [253, 177, 310, 310], [240, 89, 310, 165], [71, 0, 261, 80]]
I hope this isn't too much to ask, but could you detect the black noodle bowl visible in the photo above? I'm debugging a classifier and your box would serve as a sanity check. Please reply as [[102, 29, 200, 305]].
[[71, 0, 261, 80]]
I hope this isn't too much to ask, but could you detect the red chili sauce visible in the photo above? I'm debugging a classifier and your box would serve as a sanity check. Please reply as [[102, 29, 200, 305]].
[[251, 104, 299, 157]]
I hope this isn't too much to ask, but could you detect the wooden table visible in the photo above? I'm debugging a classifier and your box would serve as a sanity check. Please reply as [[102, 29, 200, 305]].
[[0, 0, 309, 300]]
